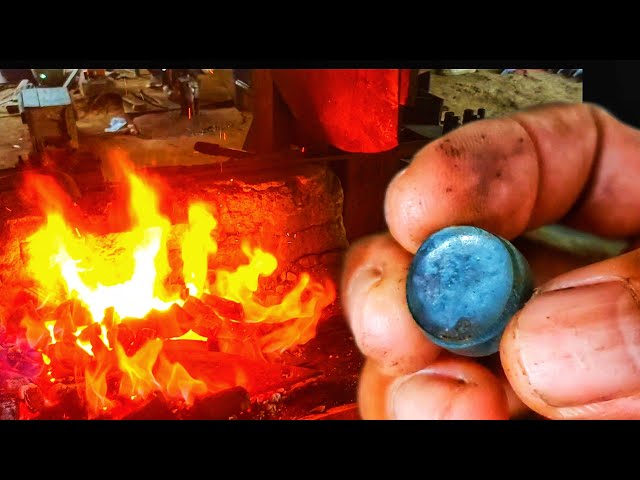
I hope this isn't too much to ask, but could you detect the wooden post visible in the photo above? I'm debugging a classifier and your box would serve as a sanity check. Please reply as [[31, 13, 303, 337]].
[[333, 154, 406, 242], [243, 69, 295, 154]]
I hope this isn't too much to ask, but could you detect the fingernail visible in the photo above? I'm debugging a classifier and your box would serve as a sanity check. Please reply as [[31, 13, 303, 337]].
[[512, 281, 640, 408], [389, 371, 468, 420]]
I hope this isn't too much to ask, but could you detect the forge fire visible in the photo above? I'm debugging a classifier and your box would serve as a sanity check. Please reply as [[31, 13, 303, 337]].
[[1, 158, 336, 419]]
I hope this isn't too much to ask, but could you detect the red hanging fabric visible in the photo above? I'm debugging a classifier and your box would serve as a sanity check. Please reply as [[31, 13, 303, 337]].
[[272, 69, 402, 153]]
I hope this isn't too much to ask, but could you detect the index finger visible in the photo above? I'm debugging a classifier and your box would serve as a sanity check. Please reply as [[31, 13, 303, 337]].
[[385, 103, 640, 254]]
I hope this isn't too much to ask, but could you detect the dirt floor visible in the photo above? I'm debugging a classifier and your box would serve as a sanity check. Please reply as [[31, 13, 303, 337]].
[[0, 116, 30, 170], [428, 69, 583, 119]]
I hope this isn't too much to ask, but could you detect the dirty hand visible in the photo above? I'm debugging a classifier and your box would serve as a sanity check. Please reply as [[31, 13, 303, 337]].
[[342, 103, 640, 420]]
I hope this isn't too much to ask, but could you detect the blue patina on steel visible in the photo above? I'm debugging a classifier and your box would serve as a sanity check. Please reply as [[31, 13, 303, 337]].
[[406, 226, 533, 357]]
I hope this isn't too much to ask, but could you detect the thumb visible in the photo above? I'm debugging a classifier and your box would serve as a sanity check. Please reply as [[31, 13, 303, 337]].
[[501, 249, 640, 419]]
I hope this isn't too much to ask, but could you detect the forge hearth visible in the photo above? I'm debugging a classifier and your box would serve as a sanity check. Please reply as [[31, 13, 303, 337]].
[[0, 158, 361, 420]]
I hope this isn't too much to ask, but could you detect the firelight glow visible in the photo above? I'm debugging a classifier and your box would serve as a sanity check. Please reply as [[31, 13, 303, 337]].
[[19, 158, 335, 418]]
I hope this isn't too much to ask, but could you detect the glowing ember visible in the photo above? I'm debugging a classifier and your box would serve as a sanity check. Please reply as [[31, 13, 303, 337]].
[[15, 158, 335, 418]]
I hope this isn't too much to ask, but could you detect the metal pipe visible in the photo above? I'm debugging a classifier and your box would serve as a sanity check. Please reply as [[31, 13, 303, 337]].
[[523, 224, 628, 260]]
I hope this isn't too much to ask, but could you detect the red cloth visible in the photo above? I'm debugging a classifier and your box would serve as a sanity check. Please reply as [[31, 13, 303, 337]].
[[399, 69, 412, 106], [272, 69, 403, 153]]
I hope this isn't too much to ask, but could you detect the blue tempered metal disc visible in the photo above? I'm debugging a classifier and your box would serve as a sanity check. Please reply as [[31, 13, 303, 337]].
[[406, 226, 533, 357]]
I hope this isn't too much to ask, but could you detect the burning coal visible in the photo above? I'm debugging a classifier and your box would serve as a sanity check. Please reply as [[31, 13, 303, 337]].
[[6, 158, 335, 418]]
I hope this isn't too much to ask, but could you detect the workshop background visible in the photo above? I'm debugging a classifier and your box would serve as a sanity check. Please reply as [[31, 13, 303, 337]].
[[0, 69, 582, 171]]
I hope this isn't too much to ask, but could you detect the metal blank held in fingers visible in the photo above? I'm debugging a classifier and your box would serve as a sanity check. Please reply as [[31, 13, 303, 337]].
[[406, 226, 534, 357]]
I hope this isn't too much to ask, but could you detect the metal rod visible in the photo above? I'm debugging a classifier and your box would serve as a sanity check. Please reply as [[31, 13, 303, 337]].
[[523, 224, 629, 260], [193, 139, 431, 166], [63, 69, 80, 89]]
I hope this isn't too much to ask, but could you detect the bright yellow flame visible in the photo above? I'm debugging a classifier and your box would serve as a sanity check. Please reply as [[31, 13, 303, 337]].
[[171, 329, 208, 342], [45, 320, 56, 344], [214, 242, 277, 301], [77, 340, 93, 356], [100, 324, 110, 349], [211, 241, 335, 353], [182, 203, 218, 297], [25, 171, 181, 323]]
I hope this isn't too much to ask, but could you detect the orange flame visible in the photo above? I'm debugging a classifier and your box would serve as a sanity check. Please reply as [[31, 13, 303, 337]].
[[213, 242, 335, 352], [85, 365, 114, 416], [155, 355, 208, 404], [19, 157, 335, 417], [116, 338, 162, 399], [20, 315, 50, 349]]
